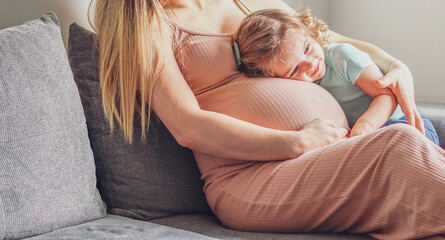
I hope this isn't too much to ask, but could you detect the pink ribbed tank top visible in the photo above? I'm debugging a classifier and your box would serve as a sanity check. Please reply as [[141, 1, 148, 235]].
[[171, 21, 349, 197]]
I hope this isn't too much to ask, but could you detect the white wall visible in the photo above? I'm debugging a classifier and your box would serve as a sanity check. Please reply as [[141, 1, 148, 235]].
[[285, 0, 445, 104], [1, 0, 325, 48], [283, 0, 330, 25], [328, 0, 445, 104], [0, 0, 93, 48], [2, 0, 444, 103]]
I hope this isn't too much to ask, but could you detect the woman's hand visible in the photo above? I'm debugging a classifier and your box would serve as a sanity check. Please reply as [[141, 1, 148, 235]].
[[297, 119, 349, 153], [327, 30, 424, 135], [374, 60, 425, 135]]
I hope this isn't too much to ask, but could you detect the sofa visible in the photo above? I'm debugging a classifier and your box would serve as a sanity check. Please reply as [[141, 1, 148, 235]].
[[1, 12, 444, 240]]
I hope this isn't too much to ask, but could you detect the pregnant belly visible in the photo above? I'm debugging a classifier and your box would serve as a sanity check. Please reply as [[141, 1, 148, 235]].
[[196, 76, 349, 131]]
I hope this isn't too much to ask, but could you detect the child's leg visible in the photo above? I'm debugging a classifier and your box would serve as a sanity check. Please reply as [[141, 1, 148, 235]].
[[382, 112, 440, 146]]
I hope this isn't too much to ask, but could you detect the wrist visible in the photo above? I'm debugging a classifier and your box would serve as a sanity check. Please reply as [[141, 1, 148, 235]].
[[292, 128, 318, 156], [355, 118, 379, 130], [287, 131, 306, 158], [388, 59, 409, 73]]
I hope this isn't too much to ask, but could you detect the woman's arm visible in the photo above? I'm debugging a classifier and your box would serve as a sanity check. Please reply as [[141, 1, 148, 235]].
[[351, 65, 398, 137], [149, 41, 348, 161], [244, 0, 424, 134], [328, 30, 425, 135]]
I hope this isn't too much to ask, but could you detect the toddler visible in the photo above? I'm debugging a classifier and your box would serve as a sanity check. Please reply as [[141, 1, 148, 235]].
[[232, 9, 439, 144]]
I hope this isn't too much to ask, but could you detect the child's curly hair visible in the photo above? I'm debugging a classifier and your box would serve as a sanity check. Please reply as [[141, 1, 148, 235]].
[[233, 8, 329, 77]]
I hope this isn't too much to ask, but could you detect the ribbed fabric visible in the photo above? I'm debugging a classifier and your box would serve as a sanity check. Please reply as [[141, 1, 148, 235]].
[[172, 23, 445, 239]]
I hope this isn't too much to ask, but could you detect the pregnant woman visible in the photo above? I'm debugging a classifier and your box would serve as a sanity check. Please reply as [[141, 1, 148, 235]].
[[90, 0, 445, 239]]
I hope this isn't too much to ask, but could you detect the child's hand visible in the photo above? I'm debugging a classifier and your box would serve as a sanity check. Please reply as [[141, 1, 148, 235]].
[[374, 61, 425, 135], [350, 121, 375, 137]]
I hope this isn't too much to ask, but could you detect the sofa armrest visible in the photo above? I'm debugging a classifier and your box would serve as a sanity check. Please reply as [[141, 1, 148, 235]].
[[417, 101, 445, 148]]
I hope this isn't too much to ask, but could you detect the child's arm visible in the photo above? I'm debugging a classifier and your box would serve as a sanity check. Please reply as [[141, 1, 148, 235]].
[[329, 30, 424, 135], [351, 64, 398, 137]]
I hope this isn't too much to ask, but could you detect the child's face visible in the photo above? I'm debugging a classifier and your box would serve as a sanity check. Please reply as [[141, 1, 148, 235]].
[[270, 30, 326, 82]]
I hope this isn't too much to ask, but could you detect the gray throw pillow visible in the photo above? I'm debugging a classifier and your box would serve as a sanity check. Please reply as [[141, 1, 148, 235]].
[[0, 12, 105, 239], [67, 23, 211, 221]]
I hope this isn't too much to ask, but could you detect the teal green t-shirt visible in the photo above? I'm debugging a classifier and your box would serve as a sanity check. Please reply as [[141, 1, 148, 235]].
[[314, 43, 404, 127]]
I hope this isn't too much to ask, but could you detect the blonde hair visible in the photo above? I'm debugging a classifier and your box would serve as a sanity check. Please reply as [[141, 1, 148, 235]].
[[232, 8, 329, 77], [89, 0, 170, 143]]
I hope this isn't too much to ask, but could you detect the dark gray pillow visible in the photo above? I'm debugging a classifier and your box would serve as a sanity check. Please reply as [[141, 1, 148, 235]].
[[0, 13, 105, 239], [67, 23, 211, 221]]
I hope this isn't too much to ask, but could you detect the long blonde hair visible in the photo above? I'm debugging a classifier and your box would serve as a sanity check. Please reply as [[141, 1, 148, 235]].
[[233, 8, 329, 77], [88, 0, 171, 143]]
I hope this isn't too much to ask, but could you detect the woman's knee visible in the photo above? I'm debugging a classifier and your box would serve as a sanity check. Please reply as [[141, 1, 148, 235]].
[[382, 123, 423, 141], [371, 124, 427, 165], [377, 124, 440, 173]]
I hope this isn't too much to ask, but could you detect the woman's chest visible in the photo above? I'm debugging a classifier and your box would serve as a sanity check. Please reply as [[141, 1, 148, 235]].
[[166, 0, 246, 34], [173, 31, 239, 94]]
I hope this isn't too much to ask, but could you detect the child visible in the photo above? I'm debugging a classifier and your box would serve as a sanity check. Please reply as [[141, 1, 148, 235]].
[[232, 9, 440, 144]]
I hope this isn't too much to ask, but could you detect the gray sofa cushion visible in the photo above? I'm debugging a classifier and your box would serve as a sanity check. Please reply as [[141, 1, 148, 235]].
[[417, 101, 445, 148], [26, 214, 216, 240], [0, 12, 105, 239], [67, 22, 211, 221], [151, 213, 375, 240]]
